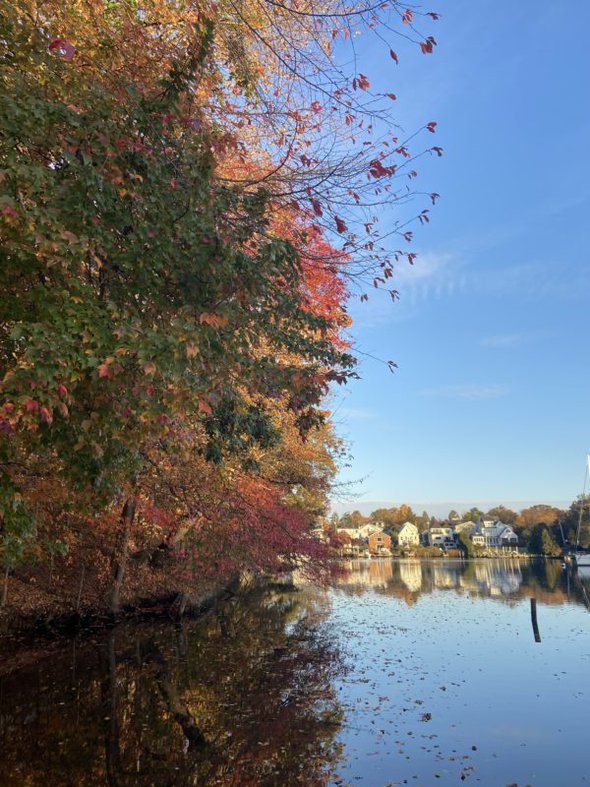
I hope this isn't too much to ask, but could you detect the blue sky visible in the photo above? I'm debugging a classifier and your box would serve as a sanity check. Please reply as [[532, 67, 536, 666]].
[[331, 0, 590, 517]]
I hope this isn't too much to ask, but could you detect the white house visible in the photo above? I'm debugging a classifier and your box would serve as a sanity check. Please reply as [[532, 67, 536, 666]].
[[397, 521, 420, 547], [337, 522, 383, 543], [469, 520, 518, 547], [359, 522, 384, 539], [428, 525, 455, 547], [483, 521, 518, 546]]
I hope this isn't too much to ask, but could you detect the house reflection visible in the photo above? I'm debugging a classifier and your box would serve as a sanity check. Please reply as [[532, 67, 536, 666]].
[[399, 560, 422, 592], [336, 559, 393, 589], [369, 558, 393, 585], [334, 558, 589, 610], [432, 562, 460, 589], [468, 559, 523, 596]]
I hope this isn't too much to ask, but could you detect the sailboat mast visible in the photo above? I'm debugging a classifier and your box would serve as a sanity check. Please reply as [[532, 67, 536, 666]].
[[575, 455, 590, 549]]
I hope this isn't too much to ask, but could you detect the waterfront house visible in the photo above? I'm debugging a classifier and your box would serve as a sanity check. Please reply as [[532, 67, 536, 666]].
[[468, 520, 518, 548], [337, 522, 383, 544], [482, 521, 518, 546], [397, 522, 420, 547], [368, 531, 392, 555], [428, 524, 455, 547]]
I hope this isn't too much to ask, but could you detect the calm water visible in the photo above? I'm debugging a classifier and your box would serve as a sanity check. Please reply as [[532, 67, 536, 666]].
[[1, 559, 589, 786]]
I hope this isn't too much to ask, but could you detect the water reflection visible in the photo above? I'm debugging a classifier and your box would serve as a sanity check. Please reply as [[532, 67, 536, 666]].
[[3, 562, 589, 787], [329, 559, 590, 786], [0, 586, 344, 786], [336, 557, 590, 610]]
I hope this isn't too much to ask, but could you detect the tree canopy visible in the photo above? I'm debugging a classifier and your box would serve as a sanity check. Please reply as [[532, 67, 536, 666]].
[[1, 0, 441, 611]]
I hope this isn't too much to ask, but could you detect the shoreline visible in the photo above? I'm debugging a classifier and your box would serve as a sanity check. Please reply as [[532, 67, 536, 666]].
[[0, 574, 244, 675]]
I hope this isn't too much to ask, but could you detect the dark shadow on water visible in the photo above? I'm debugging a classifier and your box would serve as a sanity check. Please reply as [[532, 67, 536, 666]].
[[0, 586, 344, 786]]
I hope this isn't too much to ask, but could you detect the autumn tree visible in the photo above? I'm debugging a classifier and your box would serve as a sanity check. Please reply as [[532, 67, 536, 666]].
[[462, 507, 483, 523], [369, 508, 399, 529], [203, 0, 442, 287], [392, 503, 416, 525], [0, 0, 440, 611], [486, 505, 517, 525], [339, 510, 368, 529]]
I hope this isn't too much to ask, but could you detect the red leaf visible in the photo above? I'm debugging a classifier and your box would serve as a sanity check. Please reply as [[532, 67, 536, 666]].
[[310, 198, 323, 217], [426, 121, 437, 133], [420, 36, 437, 54], [368, 159, 395, 178], [402, 9, 413, 24], [430, 146, 443, 157], [40, 406, 53, 426], [334, 216, 348, 233], [389, 49, 399, 64], [198, 399, 213, 416], [48, 38, 76, 61], [357, 73, 370, 90]]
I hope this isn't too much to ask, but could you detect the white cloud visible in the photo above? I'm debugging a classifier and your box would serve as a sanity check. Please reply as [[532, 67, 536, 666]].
[[349, 251, 461, 330]]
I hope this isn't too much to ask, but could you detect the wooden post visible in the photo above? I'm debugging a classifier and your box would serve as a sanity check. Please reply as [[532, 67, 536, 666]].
[[530, 597, 541, 643]]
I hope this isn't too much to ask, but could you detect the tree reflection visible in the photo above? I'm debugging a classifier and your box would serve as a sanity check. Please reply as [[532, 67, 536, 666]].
[[0, 586, 344, 785]]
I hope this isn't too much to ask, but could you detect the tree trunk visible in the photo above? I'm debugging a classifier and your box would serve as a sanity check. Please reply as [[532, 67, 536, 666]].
[[1, 566, 9, 607], [109, 496, 136, 616], [76, 564, 86, 612]]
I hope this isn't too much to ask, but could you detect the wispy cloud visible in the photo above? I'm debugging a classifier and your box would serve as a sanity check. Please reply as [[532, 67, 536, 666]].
[[420, 383, 509, 400], [350, 251, 461, 330], [480, 333, 526, 348], [396, 251, 462, 306]]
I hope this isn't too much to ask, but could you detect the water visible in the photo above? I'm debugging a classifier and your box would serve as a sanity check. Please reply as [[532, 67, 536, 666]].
[[330, 559, 590, 786], [1, 560, 589, 786]]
